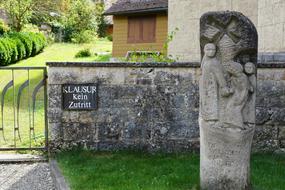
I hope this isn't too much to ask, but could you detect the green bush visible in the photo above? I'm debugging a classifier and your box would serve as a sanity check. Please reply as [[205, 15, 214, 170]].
[[12, 37, 26, 60], [29, 32, 46, 56], [63, 0, 96, 43], [0, 40, 10, 65], [0, 37, 18, 65], [9, 32, 47, 57], [0, 32, 47, 65], [106, 35, 113, 42], [75, 48, 92, 58], [71, 30, 95, 44], [0, 19, 10, 35], [9, 32, 33, 58], [8, 38, 18, 63]]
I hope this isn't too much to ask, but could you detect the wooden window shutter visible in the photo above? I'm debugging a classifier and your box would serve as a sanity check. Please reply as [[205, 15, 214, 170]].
[[142, 16, 156, 42], [128, 15, 156, 43], [128, 17, 141, 43]]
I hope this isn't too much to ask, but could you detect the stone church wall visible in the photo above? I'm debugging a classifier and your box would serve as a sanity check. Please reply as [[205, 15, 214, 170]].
[[47, 62, 285, 153]]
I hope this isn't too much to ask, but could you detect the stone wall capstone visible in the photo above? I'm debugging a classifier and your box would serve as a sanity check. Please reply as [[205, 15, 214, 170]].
[[47, 62, 285, 153]]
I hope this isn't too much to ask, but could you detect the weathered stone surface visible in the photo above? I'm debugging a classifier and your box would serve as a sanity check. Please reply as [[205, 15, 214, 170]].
[[199, 11, 257, 190], [253, 125, 279, 152], [279, 126, 285, 140], [49, 122, 62, 141], [47, 61, 285, 154]]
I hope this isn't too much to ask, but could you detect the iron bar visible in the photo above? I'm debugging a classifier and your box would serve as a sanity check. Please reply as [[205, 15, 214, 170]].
[[0, 147, 46, 151], [0, 67, 48, 151], [16, 80, 29, 142], [32, 79, 45, 142], [28, 70, 31, 148], [0, 67, 47, 70], [1, 80, 13, 142], [12, 70, 16, 147], [44, 68, 48, 152]]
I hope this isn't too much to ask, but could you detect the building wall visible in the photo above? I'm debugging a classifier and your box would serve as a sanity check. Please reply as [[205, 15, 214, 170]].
[[168, 0, 285, 62], [112, 13, 168, 57], [258, 0, 285, 54], [47, 62, 285, 153]]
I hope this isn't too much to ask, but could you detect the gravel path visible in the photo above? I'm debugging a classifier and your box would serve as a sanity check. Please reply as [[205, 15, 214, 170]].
[[0, 163, 55, 190]]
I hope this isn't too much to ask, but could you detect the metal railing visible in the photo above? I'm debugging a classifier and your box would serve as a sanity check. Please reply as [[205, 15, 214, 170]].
[[0, 67, 48, 151]]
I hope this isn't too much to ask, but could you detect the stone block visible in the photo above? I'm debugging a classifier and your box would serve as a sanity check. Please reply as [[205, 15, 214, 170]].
[[273, 53, 285, 62], [48, 108, 62, 123], [79, 111, 94, 123], [280, 140, 285, 148], [96, 122, 123, 141], [166, 120, 199, 139], [279, 126, 285, 140], [271, 109, 285, 124], [49, 122, 62, 141], [256, 107, 271, 125], [62, 111, 79, 123], [63, 123, 96, 141], [48, 85, 62, 109], [253, 125, 279, 151], [122, 121, 151, 141]]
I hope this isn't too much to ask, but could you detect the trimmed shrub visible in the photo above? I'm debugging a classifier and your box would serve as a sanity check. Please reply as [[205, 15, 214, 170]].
[[9, 32, 33, 58], [0, 40, 10, 65], [12, 37, 26, 60], [8, 38, 18, 63], [75, 48, 92, 58], [0, 32, 47, 65], [30, 32, 47, 56], [0, 37, 18, 65], [9, 32, 47, 58]]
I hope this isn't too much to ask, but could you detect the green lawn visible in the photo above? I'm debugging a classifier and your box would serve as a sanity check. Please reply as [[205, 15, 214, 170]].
[[14, 39, 112, 67], [56, 150, 285, 190], [0, 39, 112, 149]]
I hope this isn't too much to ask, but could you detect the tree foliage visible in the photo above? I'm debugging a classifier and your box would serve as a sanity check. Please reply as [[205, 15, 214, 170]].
[[0, 0, 58, 31], [0, 0, 108, 40], [94, 2, 107, 38], [62, 0, 96, 42]]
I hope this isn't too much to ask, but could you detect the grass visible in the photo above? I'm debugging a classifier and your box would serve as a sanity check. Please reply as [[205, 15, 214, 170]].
[[0, 39, 112, 150], [56, 150, 285, 190], [14, 38, 112, 66]]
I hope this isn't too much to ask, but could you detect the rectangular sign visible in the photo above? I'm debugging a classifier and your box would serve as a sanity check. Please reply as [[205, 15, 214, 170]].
[[62, 84, 98, 110]]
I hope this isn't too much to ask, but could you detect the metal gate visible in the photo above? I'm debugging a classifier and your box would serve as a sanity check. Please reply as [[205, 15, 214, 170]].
[[0, 67, 48, 151]]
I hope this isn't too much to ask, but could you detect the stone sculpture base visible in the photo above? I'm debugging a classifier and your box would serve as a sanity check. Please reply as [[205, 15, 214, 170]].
[[200, 119, 254, 190]]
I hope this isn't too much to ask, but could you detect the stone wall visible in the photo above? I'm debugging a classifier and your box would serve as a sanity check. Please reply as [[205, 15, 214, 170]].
[[47, 62, 285, 153], [258, 0, 285, 56], [256, 65, 285, 152], [168, 0, 285, 62]]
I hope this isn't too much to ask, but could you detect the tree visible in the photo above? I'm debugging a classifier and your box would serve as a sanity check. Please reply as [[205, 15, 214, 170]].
[[0, 0, 58, 31], [63, 0, 96, 42], [94, 2, 107, 38]]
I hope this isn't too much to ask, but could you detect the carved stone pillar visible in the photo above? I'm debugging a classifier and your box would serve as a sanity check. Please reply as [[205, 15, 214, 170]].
[[199, 11, 258, 190]]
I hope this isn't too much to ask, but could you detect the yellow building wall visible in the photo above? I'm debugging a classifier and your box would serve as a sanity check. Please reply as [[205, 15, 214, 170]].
[[112, 13, 168, 57]]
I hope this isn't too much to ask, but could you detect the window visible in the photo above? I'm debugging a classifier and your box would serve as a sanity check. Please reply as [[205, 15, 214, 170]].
[[128, 15, 156, 43]]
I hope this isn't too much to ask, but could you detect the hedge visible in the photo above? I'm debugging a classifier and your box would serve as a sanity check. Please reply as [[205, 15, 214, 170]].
[[0, 32, 47, 66]]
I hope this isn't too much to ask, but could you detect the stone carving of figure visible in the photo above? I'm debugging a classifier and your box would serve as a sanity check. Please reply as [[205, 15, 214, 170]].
[[200, 11, 257, 190], [243, 62, 256, 124], [200, 43, 231, 121], [224, 61, 250, 129]]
